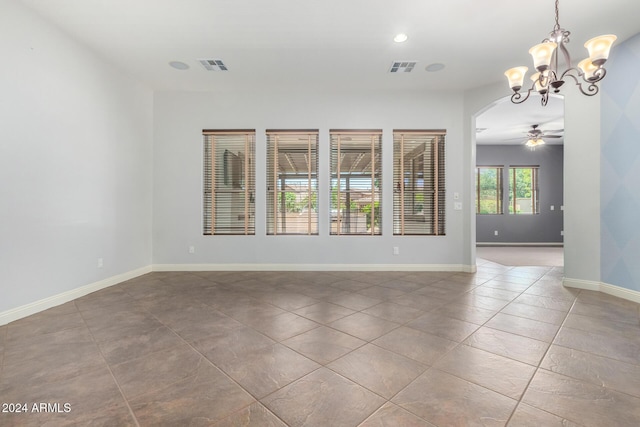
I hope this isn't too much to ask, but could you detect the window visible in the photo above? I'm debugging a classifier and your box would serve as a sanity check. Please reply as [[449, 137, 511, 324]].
[[266, 130, 319, 235], [509, 166, 539, 214], [393, 130, 446, 235], [203, 130, 255, 235], [476, 167, 503, 214], [330, 130, 382, 235]]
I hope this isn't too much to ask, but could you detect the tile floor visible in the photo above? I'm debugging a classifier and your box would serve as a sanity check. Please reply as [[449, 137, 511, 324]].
[[1, 259, 639, 426]]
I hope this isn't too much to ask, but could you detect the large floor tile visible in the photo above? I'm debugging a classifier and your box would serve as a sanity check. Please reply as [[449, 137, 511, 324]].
[[541, 344, 640, 397], [407, 312, 479, 342], [431, 302, 497, 325], [357, 285, 408, 300], [390, 293, 449, 312], [360, 402, 436, 427], [256, 291, 319, 311], [325, 292, 383, 311], [522, 369, 640, 426], [1, 340, 105, 388], [571, 300, 640, 325], [470, 286, 521, 302], [261, 368, 385, 427], [217, 343, 319, 398], [0, 366, 134, 427], [554, 326, 640, 365], [293, 302, 355, 324], [110, 344, 205, 399], [130, 362, 255, 426], [97, 325, 184, 365], [562, 312, 640, 342], [451, 293, 510, 311], [282, 326, 366, 365], [212, 401, 287, 427], [328, 312, 400, 341], [485, 313, 560, 342], [463, 326, 549, 366], [328, 344, 426, 399], [513, 294, 573, 312], [6, 311, 85, 341], [378, 279, 428, 293], [507, 403, 581, 426], [361, 301, 425, 324], [523, 281, 579, 301], [248, 312, 319, 342], [392, 369, 517, 427], [434, 344, 536, 399], [372, 326, 457, 366], [501, 301, 567, 325], [191, 326, 275, 365]]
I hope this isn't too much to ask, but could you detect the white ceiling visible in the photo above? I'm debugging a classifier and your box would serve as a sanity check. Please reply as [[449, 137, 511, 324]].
[[18, 0, 640, 144]]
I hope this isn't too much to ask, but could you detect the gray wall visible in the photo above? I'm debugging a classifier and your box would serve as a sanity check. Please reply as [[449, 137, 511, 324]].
[[476, 145, 564, 243]]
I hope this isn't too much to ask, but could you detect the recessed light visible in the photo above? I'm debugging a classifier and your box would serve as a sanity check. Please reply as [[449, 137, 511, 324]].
[[169, 61, 190, 70], [425, 63, 445, 72], [393, 33, 408, 43]]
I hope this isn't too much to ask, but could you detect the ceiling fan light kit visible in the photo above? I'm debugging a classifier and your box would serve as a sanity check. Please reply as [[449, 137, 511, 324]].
[[523, 124, 562, 149], [505, 0, 616, 106]]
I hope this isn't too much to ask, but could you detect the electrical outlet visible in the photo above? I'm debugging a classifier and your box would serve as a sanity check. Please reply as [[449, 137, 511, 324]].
[[393, 246, 400, 255], [97, 258, 103, 268], [550, 205, 555, 211], [453, 192, 460, 200], [560, 230, 564, 236], [454, 202, 462, 210], [494, 230, 499, 236], [188, 246, 195, 254]]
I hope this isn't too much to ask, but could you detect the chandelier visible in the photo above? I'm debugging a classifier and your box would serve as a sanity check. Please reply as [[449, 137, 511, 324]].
[[504, 0, 616, 106]]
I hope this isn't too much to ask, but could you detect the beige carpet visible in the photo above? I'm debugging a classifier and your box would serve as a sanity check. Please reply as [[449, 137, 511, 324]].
[[476, 246, 564, 267]]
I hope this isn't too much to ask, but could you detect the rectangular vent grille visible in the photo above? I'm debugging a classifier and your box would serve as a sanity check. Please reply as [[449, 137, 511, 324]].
[[389, 61, 417, 73], [199, 59, 228, 71]]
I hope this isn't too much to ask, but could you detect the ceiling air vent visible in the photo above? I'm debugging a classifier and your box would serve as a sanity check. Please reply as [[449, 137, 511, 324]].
[[199, 59, 228, 71], [389, 61, 417, 73]]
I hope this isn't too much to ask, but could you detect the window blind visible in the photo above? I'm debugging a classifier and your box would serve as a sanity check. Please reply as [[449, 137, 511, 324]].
[[266, 130, 319, 235], [203, 130, 256, 235], [330, 130, 382, 235], [393, 130, 446, 235]]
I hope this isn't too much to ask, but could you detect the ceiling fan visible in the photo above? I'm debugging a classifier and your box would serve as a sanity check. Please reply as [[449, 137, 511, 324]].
[[524, 124, 563, 148]]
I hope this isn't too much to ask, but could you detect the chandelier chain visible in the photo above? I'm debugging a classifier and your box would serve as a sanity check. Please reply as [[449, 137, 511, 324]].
[[554, 0, 560, 32]]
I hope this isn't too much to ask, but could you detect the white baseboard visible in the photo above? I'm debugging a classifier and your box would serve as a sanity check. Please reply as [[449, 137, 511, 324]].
[[0, 266, 152, 326], [563, 277, 640, 304], [153, 263, 477, 273], [477, 242, 564, 247]]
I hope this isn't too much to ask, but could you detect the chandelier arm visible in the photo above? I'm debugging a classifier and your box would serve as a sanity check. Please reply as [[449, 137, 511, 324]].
[[510, 88, 534, 104], [541, 92, 550, 106], [560, 70, 600, 96]]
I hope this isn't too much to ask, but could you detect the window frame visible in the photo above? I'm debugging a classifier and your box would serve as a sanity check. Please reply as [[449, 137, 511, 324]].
[[330, 129, 382, 236], [202, 129, 256, 235], [266, 129, 319, 235], [393, 130, 446, 236], [475, 166, 504, 215], [508, 166, 540, 215]]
